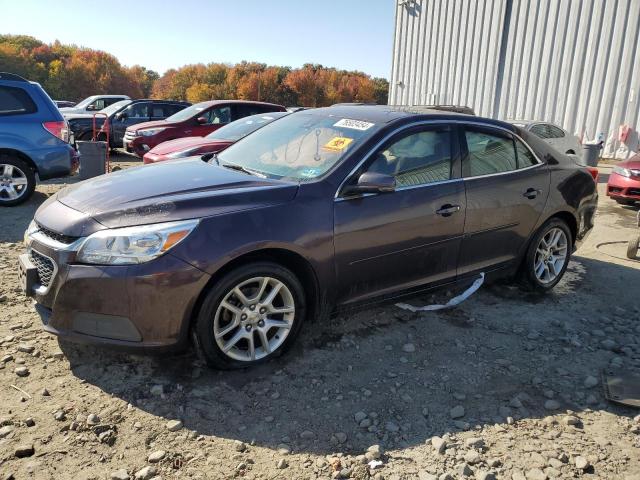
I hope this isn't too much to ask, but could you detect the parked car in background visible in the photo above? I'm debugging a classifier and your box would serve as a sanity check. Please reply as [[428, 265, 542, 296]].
[[509, 120, 582, 156], [21, 105, 597, 368], [54, 100, 76, 108], [143, 111, 289, 164], [66, 99, 190, 148], [607, 155, 640, 205], [124, 100, 286, 157], [0, 72, 78, 206], [59, 95, 130, 116]]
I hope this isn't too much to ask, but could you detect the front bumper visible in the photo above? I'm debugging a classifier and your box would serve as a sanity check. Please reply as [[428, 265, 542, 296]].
[[23, 231, 210, 352], [123, 134, 151, 157], [607, 172, 640, 201]]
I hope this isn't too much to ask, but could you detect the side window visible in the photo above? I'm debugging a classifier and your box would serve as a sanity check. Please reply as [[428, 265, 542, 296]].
[[88, 99, 106, 111], [204, 106, 231, 124], [529, 124, 550, 139], [464, 129, 517, 177], [366, 128, 452, 187], [125, 103, 149, 118], [151, 105, 165, 118], [547, 124, 565, 138], [515, 139, 538, 168], [232, 104, 260, 120], [170, 104, 186, 115], [0, 86, 37, 116]]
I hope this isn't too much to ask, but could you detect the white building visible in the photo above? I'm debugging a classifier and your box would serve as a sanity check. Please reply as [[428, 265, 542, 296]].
[[389, 0, 640, 158]]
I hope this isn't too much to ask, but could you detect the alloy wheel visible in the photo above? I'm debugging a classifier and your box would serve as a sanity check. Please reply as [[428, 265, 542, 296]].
[[533, 227, 568, 284], [0, 163, 29, 202], [213, 276, 295, 362]]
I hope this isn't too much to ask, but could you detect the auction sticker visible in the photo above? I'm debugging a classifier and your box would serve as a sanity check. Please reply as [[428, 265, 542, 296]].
[[333, 118, 375, 131], [323, 136, 354, 152]]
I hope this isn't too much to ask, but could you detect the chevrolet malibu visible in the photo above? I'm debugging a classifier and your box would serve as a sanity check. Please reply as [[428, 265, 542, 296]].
[[20, 106, 597, 369]]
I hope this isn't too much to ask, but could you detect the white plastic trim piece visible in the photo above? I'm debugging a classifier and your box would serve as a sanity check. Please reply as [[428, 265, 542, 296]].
[[395, 272, 485, 312]]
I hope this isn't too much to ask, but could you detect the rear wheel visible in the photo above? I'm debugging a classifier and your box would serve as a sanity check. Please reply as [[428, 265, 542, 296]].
[[520, 218, 572, 291], [627, 235, 640, 259], [193, 262, 306, 369], [0, 156, 35, 207]]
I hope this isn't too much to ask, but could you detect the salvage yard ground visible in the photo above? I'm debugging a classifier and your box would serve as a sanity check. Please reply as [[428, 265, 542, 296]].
[[0, 157, 639, 480]]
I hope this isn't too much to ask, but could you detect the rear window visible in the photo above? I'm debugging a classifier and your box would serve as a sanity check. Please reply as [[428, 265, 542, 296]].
[[0, 86, 37, 116]]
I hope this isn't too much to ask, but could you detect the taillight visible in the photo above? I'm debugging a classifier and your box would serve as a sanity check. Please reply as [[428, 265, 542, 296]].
[[586, 167, 599, 182], [43, 121, 68, 142]]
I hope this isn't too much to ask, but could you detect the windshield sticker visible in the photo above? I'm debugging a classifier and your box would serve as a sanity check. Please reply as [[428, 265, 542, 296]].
[[333, 118, 375, 131], [323, 136, 354, 152], [300, 168, 319, 178]]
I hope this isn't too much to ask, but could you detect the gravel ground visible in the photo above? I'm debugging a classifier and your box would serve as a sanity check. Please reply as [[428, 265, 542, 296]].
[[0, 160, 639, 480]]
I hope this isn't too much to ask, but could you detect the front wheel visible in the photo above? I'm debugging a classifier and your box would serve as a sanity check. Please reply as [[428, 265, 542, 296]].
[[520, 218, 572, 292], [193, 262, 306, 369]]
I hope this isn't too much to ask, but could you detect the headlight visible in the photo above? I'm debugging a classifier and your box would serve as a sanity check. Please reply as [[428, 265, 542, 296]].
[[139, 128, 166, 137], [613, 166, 631, 177], [24, 219, 38, 245], [166, 148, 200, 159], [76, 219, 199, 265]]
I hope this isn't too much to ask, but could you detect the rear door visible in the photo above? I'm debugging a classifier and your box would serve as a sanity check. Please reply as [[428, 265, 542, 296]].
[[333, 123, 466, 305], [457, 124, 550, 276]]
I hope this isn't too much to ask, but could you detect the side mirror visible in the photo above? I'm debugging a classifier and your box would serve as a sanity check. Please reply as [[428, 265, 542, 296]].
[[115, 112, 126, 121], [86, 104, 96, 111], [342, 171, 395, 197], [196, 116, 208, 125]]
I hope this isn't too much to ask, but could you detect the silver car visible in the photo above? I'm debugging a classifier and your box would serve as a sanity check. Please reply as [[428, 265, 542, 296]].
[[508, 120, 582, 156]]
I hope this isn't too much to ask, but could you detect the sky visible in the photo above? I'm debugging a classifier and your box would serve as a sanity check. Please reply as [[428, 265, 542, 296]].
[[1, 0, 395, 78]]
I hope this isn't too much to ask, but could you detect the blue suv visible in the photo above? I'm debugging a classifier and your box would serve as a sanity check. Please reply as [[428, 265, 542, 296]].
[[0, 72, 78, 206]]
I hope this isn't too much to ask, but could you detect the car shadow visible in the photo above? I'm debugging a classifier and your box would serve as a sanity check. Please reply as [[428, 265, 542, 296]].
[[60, 254, 640, 455]]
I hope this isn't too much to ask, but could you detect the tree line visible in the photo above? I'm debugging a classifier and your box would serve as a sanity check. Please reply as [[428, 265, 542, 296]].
[[0, 35, 388, 106]]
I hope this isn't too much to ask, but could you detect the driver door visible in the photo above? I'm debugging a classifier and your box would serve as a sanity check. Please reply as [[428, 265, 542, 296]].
[[333, 124, 466, 305]]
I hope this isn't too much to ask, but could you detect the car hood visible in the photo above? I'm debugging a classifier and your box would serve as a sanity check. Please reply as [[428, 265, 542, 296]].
[[37, 159, 298, 235], [149, 137, 232, 154], [59, 107, 87, 115], [127, 120, 171, 132], [618, 155, 640, 170]]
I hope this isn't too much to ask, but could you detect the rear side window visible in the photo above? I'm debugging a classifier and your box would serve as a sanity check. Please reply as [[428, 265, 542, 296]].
[[547, 124, 565, 138], [0, 86, 37, 116], [464, 129, 517, 177], [515, 139, 538, 168], [367, 128, 452, 187], [529, 124, 550, 139]]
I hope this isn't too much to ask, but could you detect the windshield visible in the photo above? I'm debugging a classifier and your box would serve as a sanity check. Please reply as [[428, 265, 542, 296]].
[[101, 100, 131, 116], [165, 102, 207, 122], [216, 112, 380, 180], [73, 96, 96, 109], [206, 112, 288, 142]]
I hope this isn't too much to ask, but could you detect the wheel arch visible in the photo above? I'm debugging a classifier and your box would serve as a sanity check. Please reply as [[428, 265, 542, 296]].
[[0, 148, 38, 174], [188, 247, 322, 334]]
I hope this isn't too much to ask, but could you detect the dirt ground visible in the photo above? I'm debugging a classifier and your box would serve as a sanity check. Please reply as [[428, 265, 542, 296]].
[[0, 157, 639, 480]]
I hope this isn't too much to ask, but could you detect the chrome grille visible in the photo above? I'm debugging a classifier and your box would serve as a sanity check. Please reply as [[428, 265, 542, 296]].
[[30, 250, 55, 288], [36, 224, 77, 245]]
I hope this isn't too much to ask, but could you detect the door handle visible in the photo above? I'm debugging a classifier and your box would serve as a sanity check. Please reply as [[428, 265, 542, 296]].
[[523, 188, 541, 199], [436, 204, 461, 217]]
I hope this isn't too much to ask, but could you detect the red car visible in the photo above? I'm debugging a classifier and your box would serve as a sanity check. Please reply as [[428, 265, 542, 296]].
[[124, 100, 286, 157], [143, 112, 289, 164], [607, 155, 640, 205]]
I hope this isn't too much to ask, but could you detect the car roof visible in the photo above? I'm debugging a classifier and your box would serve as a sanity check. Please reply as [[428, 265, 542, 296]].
[[193, 100, 284, 108], [308, 105, 514, 130], [129, 99, 190, 104]]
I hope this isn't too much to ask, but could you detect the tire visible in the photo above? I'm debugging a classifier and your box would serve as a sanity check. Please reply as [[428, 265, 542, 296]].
[[615, 199, 636, 206], [0, 156, 36, 207], [520, 218, 573, 292], [193, 262, 306, 369], [627, 235, 640, 260]]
